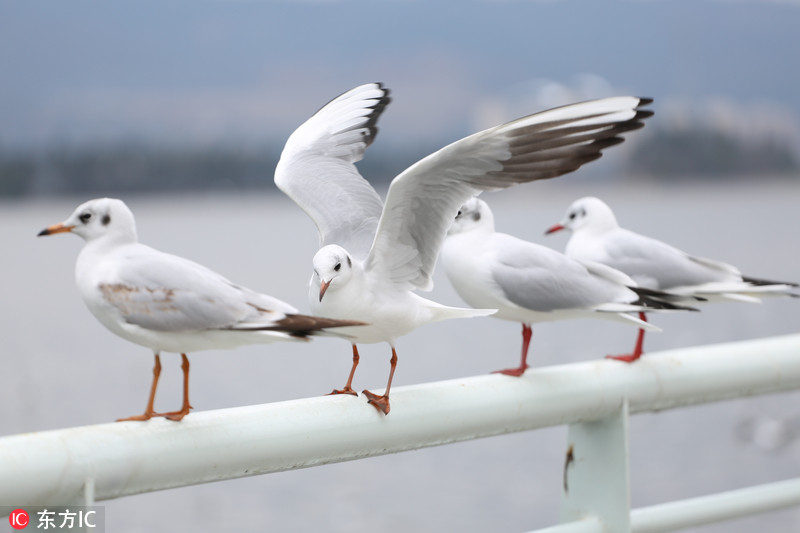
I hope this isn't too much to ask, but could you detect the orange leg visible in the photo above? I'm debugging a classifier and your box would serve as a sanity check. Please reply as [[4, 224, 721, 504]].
[[363, 347, 397, 415], [328, 344, 360, 396], [117, 353, 162, 422], [607, 312, 647, 363], [493, 324, 532, 377], [160, 353, 193, 421]]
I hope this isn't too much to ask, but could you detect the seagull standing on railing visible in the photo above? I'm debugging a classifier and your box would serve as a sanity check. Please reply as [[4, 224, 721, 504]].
[[275, 82, 654, 413], [38, 198, 363, 422], [442, 198, 697, 375], [545, 196, 798, 361]]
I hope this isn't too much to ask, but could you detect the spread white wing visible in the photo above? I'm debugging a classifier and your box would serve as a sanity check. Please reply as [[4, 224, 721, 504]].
[[275, 83, 390, 258], [365, 96, 654, 291]]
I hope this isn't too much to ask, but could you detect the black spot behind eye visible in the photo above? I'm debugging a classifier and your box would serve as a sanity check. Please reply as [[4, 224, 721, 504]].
[[472, 211, 481, 222], [79, 212, 92, 223], [102, 214, 111, 226], [334, 263, 341, 272], [347, 256, 352, 267]]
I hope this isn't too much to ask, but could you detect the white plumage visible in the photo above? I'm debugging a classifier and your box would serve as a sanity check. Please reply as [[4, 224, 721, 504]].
[[545, 196, 798, 361], [39, 198, 361, 421], [275, 83, 654, 412], [442, 198, 695, 374]]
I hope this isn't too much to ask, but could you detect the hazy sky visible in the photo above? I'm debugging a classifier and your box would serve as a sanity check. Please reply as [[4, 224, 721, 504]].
[[2, 0, 799, 150]]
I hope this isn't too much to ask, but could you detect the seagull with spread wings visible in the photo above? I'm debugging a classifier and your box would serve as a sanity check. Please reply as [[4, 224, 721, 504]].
[[275, 82, 653, 414]]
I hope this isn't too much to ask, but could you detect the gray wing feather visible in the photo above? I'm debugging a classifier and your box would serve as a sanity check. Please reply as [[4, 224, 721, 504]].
[[492, 236, 631, 312], [602, 229, 740, 289], [366, 96, 653, 291], [102, 247, 297, 332]]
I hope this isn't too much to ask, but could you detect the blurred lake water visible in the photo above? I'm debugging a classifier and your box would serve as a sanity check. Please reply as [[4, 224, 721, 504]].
[[1, 178, 799, 532]]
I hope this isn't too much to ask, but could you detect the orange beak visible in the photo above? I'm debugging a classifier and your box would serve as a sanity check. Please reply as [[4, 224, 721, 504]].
[[319, 280, 331, 302], [544, 224, 565, 236], [38, 223, 74, 237]]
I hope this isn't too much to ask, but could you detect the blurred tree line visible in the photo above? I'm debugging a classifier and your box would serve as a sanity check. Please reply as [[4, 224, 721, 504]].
[[0, 145, 284, 197], [629, 128, 798, 178], [0, 129, 797, 198]]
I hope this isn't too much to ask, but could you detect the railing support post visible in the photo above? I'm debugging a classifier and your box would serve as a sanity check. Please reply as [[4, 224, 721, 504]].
[[560, 399, 631, 532]]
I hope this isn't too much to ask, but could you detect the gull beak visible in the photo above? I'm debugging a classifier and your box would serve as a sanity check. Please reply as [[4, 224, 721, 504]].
[[544, 223, 565, 236], [319, 279, 331, 302], [38, 223, 74, 237]]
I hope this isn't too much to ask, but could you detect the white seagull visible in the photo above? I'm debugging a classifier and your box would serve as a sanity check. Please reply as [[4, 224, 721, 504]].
[[545, 196, 798, 361], [39, 198, 363, 422], [442, 198, 696, 374], [275, 82, 653, 413]]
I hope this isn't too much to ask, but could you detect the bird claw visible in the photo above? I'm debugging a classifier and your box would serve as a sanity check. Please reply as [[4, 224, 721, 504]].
[[362, 389, 390, 414], [154, 406, 193, 422], [116, 412, 156, 422], [327, 387, 358, 397], [606, 354, 641, 363], [161, 411, 190, 422], [492, 365, 528, 377]]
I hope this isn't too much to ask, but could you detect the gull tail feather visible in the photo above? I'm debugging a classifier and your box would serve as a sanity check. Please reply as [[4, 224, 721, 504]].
[[234, 314, 367, 341], [618, 311, 662, 332], [428, 304, 497, 324]]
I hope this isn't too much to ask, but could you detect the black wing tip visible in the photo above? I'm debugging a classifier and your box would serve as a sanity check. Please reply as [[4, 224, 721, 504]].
[[742, 275, 799, 288], [312, 82, 391, 119], [636, 96, 654, 107], [368, 82, 392, 105], [630, 287, 700, 312], [595, 136, 626, 150], [362, 83, 392, 147]]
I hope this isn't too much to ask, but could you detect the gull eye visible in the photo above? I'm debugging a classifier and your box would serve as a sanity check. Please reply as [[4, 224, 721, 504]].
[[568, 212, 576, 220], [79, 212, 92, 223], [334, 263, 341, 272], [456, 210, 462, 218]]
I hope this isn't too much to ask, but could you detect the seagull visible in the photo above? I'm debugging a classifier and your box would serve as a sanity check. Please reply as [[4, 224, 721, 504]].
[[442, 198, 696, 374], [545, 196, 798, 361], [38, 198, 363, 422], [275, 82, 654, 412]]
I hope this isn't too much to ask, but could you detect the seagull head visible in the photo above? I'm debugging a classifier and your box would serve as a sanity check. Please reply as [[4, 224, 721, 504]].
[[38, 197, 138, 245], [545, 196, 618, 236], [312, 244, 354, 302], [448, 197, 494, 236]]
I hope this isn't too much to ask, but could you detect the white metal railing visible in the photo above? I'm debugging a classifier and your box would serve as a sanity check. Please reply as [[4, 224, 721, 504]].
[[2, 334, 800, 532]]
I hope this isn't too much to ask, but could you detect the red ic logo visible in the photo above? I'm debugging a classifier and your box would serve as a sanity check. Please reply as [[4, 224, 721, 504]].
[[9, 509, 29, 529]]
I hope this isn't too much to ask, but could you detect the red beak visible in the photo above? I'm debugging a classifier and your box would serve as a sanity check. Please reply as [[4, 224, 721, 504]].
[[544, 224, 565, 235], [319, 280, 331, 302]]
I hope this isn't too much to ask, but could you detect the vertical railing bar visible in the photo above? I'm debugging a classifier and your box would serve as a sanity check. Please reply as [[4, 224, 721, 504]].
[[83, 478, 95, 507], [559, 398, 631, 532]]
